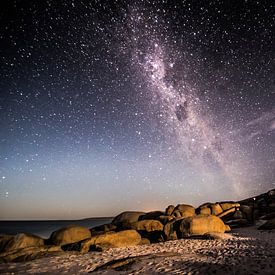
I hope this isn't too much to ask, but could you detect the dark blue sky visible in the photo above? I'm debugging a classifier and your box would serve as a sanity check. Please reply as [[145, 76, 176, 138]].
[[1, 0, 274, 219]]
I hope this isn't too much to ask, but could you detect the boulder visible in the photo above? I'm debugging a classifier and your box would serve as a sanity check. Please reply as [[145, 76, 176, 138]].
[[172, 204, 195, 218], [127, 220, 163, 232], [139, 211, 164, 221], [210, 203, 223, 216], [49, 225, 91, 246], [258, 218, 275, 230], [220, 202, 240, 211], [178, 215, 228, 237], [158, 215, 174, 224], [163, 219, 181, 241], [233, 210, 244, 219], [198, 207, 211, 215], [126, 220, 164, 243], [217, 207, 237, 219], [112, 211, 145, 227], [139, 238, 150, 245], [0, 233, 44, 253], [240, 205, 253, 221], [165, 205, 175, 216], [226, 219, 250, 228], [80, 230, 141, 252], [91, 223, 117, 233], [0, 245, 62, 263]]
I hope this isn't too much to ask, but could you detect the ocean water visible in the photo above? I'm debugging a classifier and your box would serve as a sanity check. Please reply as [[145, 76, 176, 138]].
[[0, 217, 113, 238]]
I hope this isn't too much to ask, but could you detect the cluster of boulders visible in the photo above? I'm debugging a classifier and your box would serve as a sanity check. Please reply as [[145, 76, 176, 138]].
[[1, 188, 275, 263]]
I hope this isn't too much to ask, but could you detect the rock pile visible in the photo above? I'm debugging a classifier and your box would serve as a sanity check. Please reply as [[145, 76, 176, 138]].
[[1, 188, 274, 263]]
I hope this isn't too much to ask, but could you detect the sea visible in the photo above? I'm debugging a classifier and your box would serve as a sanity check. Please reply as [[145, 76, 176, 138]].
[[0, 217, 113, 238]]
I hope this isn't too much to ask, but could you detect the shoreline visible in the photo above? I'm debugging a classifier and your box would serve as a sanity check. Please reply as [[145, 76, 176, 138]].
[[1, 226, 274, 274]]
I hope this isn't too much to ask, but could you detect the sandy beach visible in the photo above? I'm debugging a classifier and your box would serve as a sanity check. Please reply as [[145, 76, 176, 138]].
[[0, 227, 274, 274]]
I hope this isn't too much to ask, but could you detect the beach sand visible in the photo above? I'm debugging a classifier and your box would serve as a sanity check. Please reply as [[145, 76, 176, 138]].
[[0, 226, 274, 274]]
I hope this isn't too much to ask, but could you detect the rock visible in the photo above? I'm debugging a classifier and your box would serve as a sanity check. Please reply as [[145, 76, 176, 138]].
[[91, 223, 117, 233], [197, 203, 223, 216], [80, 230, 141, 252], [210, 203, 223, 216], [226, 219, 250, 228], [198, 207, 211, 215], [0, 233, 44, 253], [258, 218, 275, 230], [240, 205, 253, 221], [0, 245, 62, 263], [163, 220, 178, 241], [0, 235, 13, 252], [217, 207, 237, 219], [220, 202, 240, 211], [165, 205, 175, 216], [139, 238, 150, 245], [225, 224, 231, 232], [172, 204, 195, 218], [49, 225, 91, 246], [139, 211, 164, 221], [233, 210, 244, 219], [267, 189, 275, 198], [126, 220, 164, 243], [127, 220, 163, 232], [178, 215, 228, 237], [158, 215, 174, 224], [112, 211, 145, 227]]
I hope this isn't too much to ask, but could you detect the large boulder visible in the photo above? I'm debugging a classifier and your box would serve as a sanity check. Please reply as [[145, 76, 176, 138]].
[[178, 215, 229, 237], [158, 215, 174, 225], [91, 223, 117, 234], [163, 219, 182, 241], [127, 220, 163, 232], [0, 233, 44, 253], [49, 225, 91, 246], [210, 203, 223, 215], [0, 245, 62, 263], [171, 204, 195, 218], [126, 220, 164, 243], [80, 230, 141, 252], [240, 205, 253, 221], [197, 203, 212, 215], [139, 211, 164, 221], [112, 211, 145, 227], [165, 205, 175, 216], [220, 202, 240, 211]]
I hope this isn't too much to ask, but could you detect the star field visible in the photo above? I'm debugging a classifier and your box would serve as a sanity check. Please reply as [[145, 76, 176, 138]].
[[0, 0, 274, 219]]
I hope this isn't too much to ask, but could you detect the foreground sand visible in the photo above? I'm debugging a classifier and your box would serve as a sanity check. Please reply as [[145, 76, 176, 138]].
[[0, 227, 275, 274]]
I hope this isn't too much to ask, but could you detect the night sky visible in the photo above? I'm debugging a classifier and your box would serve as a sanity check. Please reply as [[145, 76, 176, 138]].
[[1, 0, 274, 220]]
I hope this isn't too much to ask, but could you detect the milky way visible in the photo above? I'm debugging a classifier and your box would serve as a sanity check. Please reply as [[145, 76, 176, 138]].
[[0, 0, 275, 219]]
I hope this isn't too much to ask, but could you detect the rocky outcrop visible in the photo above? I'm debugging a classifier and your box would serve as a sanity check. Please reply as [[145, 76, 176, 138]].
[[165, 205, 175, 216], [139, 211, 164, 221], [0, 245, 62, 263], [0, 233, 61, 263], [91, 223, 117, 234], [49, 225, 91, 246], [112, 211, 145, 228], [127, 220, 163, 232], [80, 230, 141, 252], [0, 233, 44, 253], [171, 204, 195, 218], [178, 215, 229, 238], [3, 188, 275, 263]]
